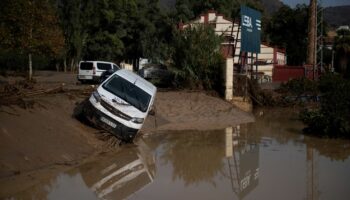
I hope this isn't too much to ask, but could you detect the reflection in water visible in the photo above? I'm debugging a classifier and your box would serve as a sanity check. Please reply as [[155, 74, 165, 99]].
[[304, 136, 350, 161], [6, 108, 350, 200], [156, 125, 260, 200], [225, 126, 259, 199], [7, 139, 156, 200], [79, 140, 155, 200], [160, 130, 226, 186]]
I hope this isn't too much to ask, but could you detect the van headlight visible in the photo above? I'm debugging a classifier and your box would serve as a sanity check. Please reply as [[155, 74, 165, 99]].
[[131, 117, 144, 124], [92, 91, 101, 102]]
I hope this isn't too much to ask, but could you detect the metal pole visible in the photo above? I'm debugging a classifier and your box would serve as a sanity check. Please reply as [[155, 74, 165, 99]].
[[331, 49, 334, 72], [314, 5, 317, 80], [256, 52, 258, 81], [251, 52, 254, 79]]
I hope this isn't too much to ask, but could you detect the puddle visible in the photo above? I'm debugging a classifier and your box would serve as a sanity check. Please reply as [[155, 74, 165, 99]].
[[6, 108, 350, 200]]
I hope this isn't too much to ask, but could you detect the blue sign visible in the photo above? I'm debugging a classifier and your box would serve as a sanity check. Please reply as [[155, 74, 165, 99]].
[[240, 6, 261, 53]]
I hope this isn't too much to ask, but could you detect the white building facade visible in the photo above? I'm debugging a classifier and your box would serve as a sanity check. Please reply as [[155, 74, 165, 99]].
[[179, 10, 286, 79]]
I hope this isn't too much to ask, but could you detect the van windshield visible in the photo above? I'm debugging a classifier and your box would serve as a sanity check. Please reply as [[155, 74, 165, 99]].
[[102, 75, 151, 112]]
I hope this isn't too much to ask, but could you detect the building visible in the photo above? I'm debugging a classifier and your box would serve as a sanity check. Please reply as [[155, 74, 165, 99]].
[[179, 10, 286, 80]]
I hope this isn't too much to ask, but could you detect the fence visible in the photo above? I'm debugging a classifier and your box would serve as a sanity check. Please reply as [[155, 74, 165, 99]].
[[272, 65, 318, 82]]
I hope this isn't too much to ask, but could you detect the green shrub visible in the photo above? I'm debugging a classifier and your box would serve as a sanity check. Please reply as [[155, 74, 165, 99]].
[[300, 74, 350, 138], [278, 77, 318, 96]]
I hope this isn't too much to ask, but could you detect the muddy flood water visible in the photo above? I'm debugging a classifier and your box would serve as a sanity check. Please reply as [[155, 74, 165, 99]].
[[8, 108, 350, 200]]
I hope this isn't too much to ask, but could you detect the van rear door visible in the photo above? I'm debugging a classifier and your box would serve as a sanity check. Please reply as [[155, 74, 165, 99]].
[[79, 62, 94, 80]]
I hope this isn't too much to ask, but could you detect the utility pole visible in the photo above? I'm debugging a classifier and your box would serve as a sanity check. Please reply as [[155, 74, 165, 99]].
[[307, 0, 317, 79], [317, 1, 324, 73]]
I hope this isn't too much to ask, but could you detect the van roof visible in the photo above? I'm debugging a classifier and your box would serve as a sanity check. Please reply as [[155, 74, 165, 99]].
[[116, 69, 157, 95], [79, 61, 116, 64]]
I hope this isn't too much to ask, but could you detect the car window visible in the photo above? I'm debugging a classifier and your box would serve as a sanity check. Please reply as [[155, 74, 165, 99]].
[[97, 63, 112, 70], [80, 62, 93, 70]]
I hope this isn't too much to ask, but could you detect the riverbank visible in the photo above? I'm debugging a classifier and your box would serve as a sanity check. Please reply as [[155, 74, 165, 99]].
[[0, 71, 254, 197]]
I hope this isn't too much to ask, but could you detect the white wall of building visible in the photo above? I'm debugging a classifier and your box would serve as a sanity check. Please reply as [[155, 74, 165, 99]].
[[181, 11, 286, 79]]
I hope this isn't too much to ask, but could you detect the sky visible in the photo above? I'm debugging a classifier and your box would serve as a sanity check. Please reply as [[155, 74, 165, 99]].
[[281, 0, 350, 7]]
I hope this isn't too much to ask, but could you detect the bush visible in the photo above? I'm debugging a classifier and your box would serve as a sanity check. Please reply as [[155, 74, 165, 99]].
[[300, 74, 350, 138], [278, 77, 318, 96]]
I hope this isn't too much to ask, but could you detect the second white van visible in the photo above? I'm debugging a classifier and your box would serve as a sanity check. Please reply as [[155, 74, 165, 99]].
[[78, 61, 120, 83]]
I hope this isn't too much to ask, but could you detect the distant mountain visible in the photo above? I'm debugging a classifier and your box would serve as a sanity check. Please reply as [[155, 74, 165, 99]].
[[261, 0, 283, 14], [324, 5, 350, 28]]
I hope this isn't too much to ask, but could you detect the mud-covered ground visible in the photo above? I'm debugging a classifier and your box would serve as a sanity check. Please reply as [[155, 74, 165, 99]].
[[0, 71, 253, 197]]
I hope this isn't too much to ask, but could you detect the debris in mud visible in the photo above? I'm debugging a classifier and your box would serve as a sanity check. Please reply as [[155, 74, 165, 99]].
[[0, 79, 36, 97], [0, 80, 95, 108], [94, 130, 123, 147], [0, 84, 64, 108]]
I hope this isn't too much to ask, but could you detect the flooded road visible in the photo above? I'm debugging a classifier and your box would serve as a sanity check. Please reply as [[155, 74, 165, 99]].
[[7, 108, 350, 200]]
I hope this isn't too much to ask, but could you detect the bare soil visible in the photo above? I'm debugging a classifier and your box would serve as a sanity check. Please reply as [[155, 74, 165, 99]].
[[0, 71, 253, 197]]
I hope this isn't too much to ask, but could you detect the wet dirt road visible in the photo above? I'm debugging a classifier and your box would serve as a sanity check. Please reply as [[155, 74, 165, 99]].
[[5, 108, 350, 200]]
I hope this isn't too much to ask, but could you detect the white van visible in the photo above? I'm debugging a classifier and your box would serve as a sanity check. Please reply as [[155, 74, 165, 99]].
[[78, 61, 120, 83], [85, 69, 157, 142]]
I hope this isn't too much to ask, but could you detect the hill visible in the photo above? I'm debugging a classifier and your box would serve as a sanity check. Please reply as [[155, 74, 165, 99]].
[[324, 5, 350, 28], [261, 0, 283, 13]]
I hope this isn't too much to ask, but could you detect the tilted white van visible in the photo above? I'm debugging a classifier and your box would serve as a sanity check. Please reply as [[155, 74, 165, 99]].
[[84, 69, 157, 142]]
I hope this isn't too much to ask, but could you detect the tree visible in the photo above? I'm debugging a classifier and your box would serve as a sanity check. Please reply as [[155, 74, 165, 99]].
[[131, 0, 172, 62], [334, 29, 350, 77], [57, 0, 87, 72], [174, 0, 264, 23], [266, 5, 309, 65], [82, 0, 129, 61], [171, 25, 224, 89], [0, 0, 64, 79]]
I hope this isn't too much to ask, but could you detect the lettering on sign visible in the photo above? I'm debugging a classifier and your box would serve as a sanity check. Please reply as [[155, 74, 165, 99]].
[[242, 15, 253, 32], [256, 19, 261, 31]]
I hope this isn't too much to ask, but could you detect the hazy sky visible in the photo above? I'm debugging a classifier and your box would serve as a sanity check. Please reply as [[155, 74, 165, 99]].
[[281, 0, 350, 7]]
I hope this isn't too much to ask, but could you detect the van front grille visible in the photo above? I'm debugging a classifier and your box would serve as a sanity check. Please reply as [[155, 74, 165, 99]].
[[100, 99, 132, 121]]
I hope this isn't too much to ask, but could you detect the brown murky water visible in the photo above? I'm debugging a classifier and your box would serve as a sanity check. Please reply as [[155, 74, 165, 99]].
[[7, 108, 350, 200]]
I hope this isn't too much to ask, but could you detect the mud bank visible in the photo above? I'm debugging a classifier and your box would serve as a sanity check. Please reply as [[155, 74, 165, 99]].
[[0, 72, 253, 197], [0, 90, 253, 176], [142, 91, 254, 133]]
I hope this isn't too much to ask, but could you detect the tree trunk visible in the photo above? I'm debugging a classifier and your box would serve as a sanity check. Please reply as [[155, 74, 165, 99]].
[[70, 58, 75, 73], [64, 58, 67, 72], [55, 62, 59, 72], [340, 56, 348, 74], [28, 53, 33, 81]]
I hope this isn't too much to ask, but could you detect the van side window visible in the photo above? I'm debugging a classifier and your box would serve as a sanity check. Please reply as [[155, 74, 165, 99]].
[[97, 63, 112, 70]]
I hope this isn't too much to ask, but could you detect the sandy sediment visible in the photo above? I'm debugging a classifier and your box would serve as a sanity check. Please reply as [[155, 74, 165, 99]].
[[142, 91, 254, 133], [0, 72, 254, 197]]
